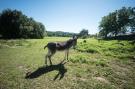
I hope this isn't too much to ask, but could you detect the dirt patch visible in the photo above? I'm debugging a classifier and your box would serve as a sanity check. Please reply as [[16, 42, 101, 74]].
[[93, 77, 110, 84]]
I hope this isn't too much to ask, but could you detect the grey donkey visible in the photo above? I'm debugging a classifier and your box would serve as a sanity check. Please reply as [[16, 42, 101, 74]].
[[44, 36, 78, 65]]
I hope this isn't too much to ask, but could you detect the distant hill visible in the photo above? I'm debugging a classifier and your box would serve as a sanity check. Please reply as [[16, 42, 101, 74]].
[[47, 31, 77, 37]]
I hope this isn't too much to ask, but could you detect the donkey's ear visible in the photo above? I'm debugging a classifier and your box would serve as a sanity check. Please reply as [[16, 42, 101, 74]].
[[72, 35, 76, 39], [72, 35, 78, 39]]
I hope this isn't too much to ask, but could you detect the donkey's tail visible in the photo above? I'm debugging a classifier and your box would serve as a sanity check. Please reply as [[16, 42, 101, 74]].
[[44, 45, 47, 50]]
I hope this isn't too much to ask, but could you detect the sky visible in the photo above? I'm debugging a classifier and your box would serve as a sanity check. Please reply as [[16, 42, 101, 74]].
[[0, 0, 135, 34]]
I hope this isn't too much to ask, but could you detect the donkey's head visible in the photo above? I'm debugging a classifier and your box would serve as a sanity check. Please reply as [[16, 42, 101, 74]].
[[72, 35, 78, 49]]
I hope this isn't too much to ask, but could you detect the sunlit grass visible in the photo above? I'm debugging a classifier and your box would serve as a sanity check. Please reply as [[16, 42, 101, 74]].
[[76, 38, 135, 58], [0, 37, 135, 89]]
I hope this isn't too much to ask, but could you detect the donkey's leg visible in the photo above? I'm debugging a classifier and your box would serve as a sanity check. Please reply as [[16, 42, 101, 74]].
[[48, 50, 56, 65], [66, 49, 69, 61], [45, 49, 51, 65], [45, 55, 48, 65], [64, 49, 69, 61], [48, 55, 52, 65], [64, 51, 67, 60]]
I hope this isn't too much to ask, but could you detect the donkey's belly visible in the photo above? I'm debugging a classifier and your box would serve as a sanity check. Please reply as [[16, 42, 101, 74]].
[[56, 46, 67, 51]]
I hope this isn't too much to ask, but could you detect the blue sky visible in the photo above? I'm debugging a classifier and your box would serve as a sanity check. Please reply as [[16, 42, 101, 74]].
[[0, 0, 135, 34]]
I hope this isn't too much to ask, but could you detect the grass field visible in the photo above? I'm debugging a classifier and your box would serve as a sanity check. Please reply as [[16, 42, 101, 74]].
[[0, 37, 135, 89]]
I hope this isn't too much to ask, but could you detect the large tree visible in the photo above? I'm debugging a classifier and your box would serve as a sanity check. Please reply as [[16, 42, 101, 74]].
[[99, 7, 135, 38], [0, 9, 46, 39], [79, 29, 89, 38]]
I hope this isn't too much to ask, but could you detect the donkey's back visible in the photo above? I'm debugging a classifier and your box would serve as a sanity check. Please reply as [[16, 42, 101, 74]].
[[44, 39, 75, 51]]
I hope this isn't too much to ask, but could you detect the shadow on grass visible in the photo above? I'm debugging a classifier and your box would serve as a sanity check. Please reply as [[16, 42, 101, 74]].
[[25, 60, 67, 80]]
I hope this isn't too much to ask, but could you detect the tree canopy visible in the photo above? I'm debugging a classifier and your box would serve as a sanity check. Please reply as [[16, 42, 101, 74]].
[[79, 29, 89, 38], [99, 7, 135, 38], [0, 9, 46, 39]]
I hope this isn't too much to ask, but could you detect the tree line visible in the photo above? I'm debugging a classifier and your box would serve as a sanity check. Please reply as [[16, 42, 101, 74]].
[[99, 7, 135, 38], [47, 29, 89, 38], [47, 31, 76, 37], [0, 9, 46, 39], [2, 7, 134, 39]]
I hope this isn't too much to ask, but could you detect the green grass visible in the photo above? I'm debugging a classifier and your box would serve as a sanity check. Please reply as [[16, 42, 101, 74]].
[[0, 37, 135, 89]]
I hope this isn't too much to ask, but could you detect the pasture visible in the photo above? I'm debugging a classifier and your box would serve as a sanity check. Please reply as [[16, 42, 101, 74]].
[[0, 37, 135, 89]]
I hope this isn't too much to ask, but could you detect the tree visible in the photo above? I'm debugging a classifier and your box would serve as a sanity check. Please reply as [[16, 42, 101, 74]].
[[0, 9, 46, 39], [99, 7, 135, 38], [79, 29, 89, 38], [128, 7, 135, 33], [99, 15, 112, 38]]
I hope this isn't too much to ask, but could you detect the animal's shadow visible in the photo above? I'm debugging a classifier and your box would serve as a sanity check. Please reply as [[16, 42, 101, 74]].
[[25, 60, 67, 80]]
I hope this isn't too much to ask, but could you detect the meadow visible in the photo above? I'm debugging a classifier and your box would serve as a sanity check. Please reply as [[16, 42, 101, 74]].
[[0, 37, 135, 89]]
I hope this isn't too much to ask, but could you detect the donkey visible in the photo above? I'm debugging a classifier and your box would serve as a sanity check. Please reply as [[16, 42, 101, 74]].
[[44, 36, 78, 65]]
